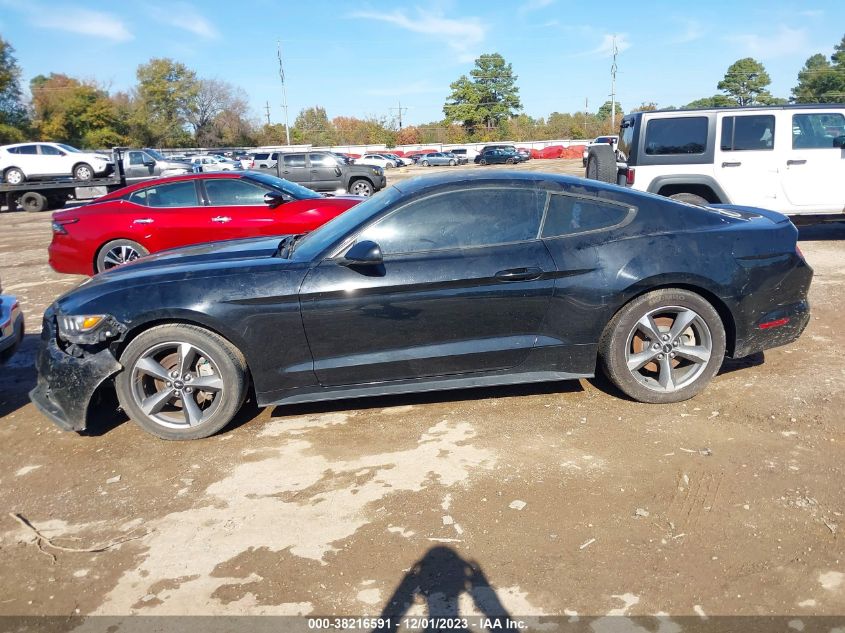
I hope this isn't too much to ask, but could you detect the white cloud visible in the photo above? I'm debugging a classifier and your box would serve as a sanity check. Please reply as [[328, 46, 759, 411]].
[[519, 0, 556, 13], [30, 7, 132, 42], [148, 2, 219, 39], [798, 9, 823, 17], [671, 18, 704, 44], [728, 25, 809, 59], [350, 8, 486, 63], [587, 33, 630, 58]]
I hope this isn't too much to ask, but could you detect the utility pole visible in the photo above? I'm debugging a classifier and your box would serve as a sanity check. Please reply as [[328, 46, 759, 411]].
[[390, 100, 408, 129], [264, 101, 271, 125], [584, 97, 589, 137], [277, 40, 291, 146], [610, 35, 618, 131]]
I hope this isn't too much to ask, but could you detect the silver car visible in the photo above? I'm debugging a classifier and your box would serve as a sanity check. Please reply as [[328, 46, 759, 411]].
[[0, 277, 24, 364], [418, 152, 457, 167]]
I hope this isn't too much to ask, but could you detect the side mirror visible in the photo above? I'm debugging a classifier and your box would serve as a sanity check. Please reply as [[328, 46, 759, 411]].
[[340, 240, 383, 266], [834, 135, 845, 149], [264, 192, 288, 207]]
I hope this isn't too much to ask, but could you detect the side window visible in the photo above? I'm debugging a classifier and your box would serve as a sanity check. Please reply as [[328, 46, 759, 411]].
[[143, 181, 199, 208], [542, 195, 631, 238], [40, 144, 63, 156], [17, 145, 38, 155], [283, 154, 306, 167], [721, 115, 775, 151], [128, 151, 146, 166], [792, 113, 845, 149], [205, 179, 268, 206], [254, 153, 269, 161], [644, 116, 708, 154], [355, 187, 546, 254], [128, 189, 149, 205], [309, 153, 336, 167]]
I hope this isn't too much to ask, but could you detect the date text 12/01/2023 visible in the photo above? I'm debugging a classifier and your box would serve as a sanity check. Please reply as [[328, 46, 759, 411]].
[[307, 617, 528, 630]]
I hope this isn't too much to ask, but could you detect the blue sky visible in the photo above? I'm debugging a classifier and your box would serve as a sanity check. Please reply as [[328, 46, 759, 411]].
[[1, 0, 843, 126]]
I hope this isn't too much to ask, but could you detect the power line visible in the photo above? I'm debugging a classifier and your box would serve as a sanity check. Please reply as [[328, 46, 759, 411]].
[[277, 40, 291, 146]]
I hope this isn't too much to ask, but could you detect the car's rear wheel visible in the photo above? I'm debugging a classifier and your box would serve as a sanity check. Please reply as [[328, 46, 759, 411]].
[[586, 145, 617, 183], [73, 163, 94, 181], [506, 157, 514, 164], [669, 192, 708, 206], [20, 192, 47, 212], [449, 160, 456, 166], [348, 179, 374, 197], [116, 324, 248, 440], [4, 167, 25, 185], [599, 289, 726, 403], [422, 160, 430, 167], [479, 159, 487, 166], [96, 239, 149, 273]]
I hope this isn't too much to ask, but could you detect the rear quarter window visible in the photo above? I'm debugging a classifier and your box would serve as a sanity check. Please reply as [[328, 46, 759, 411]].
[[644, 116, 708, 155], [541, 194, 633, 237]]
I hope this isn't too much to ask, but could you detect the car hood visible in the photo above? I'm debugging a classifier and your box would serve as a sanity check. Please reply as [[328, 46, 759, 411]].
[[97, 235, 290, 279]]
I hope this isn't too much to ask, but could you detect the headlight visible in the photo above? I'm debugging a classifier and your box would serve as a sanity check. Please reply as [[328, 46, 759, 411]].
[[57, 314, 118, 343]]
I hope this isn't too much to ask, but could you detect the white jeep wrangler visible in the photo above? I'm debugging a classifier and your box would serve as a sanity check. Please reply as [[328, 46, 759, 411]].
[[585, 105, 845, 219]]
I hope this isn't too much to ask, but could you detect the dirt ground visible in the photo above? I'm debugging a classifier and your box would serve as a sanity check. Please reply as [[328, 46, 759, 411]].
[[0, 159, 843, 621]]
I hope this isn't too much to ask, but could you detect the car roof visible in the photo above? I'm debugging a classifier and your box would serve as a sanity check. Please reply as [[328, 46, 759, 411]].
[[627, 103, 845, 118], [390, 170, 624, 197], [98, 171, 246, 199]]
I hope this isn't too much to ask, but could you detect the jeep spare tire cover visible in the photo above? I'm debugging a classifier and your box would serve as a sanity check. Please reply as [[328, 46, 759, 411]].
[[586, 144, 617, 184]]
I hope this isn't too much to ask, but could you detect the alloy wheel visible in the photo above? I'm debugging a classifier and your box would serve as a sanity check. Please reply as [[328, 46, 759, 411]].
[[624, 306, 712, 393], [103, 244, 142, 269], [130, 341, 225, 430]]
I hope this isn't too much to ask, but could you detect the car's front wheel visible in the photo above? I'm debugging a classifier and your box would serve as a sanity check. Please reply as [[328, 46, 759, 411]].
[[599, 289, 726, 404], [116, 324, 248, 440], [348, 179, 374, 197], [422, 160, 430, 167], [73, 163, 94, 181]]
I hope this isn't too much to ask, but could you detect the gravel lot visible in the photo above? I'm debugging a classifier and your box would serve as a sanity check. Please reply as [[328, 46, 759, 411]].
[[0, 159, 843, 619]]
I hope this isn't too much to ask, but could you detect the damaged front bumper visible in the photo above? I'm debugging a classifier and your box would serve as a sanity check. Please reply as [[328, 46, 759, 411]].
[[28, 310, 122, 432]]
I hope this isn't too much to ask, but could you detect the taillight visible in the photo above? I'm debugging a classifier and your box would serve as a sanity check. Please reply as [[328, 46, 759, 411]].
[[625, 168, 635, 185], [52, 218, 78, 235]]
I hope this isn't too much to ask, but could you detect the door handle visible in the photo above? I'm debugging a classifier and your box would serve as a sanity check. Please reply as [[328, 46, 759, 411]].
[[311, 169, 318, 173], [133, 218, 153, 224], [282, 170, 290, 174], [211, 216, 231, 223], [721, 162, 742, 168], [787, 159, 807, 166], [495, 267, 543, 282]]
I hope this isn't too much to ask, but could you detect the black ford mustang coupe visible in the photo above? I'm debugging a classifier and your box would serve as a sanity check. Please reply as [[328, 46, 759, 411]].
[[30, 172, 812, 440]]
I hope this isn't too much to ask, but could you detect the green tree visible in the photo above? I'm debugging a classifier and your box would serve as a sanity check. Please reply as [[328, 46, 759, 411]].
[[685, 94, 737, 109], [597, 100, 623, 120], [133, 58, 199, 147], [293, 106, 335, 146], [717, 58, 774, 106], [792, 35, 845, 103], [30, 73, 128, 147], [444, 53, 522, 135], [0, 36, 28, 142]]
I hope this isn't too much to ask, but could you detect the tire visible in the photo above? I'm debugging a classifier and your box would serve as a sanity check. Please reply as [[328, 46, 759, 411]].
[[582, 158, 587, 167], [599, 288, 726, 404], [669, 192, 709, 206], [480, 159, 487, 166], [586, 145, 617, 183], [384, 162, 393, 169], [115, 324, 248, 440], [20, 192, 47, 213], [95, 239, 149, 273], [348, 179, 374, 197], [73, 163, 94, 181], [506, 158, 514, 164], [449, 160, 456, 166], [422, 160, 430, 167], [4, 167, 25, 185]]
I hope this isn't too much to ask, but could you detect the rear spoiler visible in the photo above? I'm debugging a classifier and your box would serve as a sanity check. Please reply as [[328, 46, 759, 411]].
[[709, 204, 791, 225]]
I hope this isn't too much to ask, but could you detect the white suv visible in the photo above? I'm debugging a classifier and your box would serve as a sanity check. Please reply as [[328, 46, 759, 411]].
[[585, 105, 845, 218], [357, 154, 398, 169], [0, 142, 114, 184]]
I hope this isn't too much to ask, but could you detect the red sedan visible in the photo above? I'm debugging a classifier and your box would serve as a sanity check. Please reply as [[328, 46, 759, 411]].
[[49, 172, 364, 275]]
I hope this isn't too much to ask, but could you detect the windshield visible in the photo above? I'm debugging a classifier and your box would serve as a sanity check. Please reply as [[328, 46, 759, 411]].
[[57, 143, 81, 153], [291, 186, 403, 261], [245, 171, 322, 200]]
